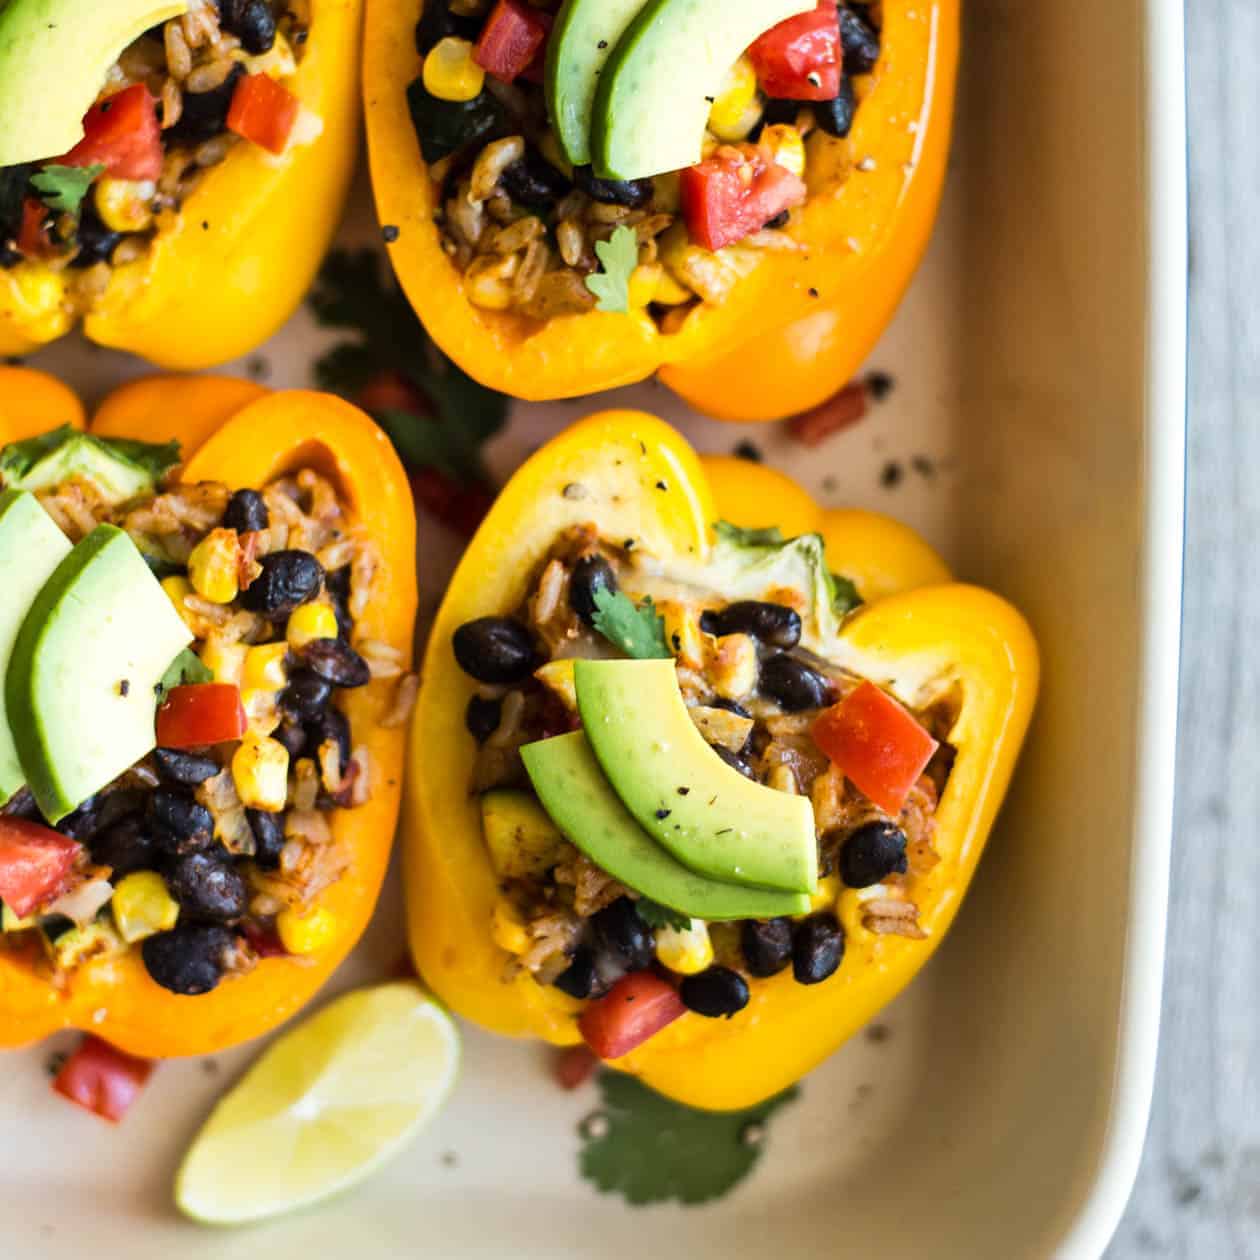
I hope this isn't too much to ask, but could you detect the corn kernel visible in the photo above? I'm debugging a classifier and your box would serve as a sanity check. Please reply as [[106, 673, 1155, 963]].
[[188, 528, 240, 604], [661, 601, 704, 668], [760, 123, 807, 178], [201, 638, 247, 686], [628, 262, 662, 309], [535, 659, 577, 711], [491, 898, 530, 956], [161, 576, 198, 631], [276, 904, 337, 955], [705, 632, 759, 700], [423, 36, 485, 103], [286, 602, 339, 650], [231, 732, 290, 811], [51, 920, 124, 970], [112, 871, 179, 944], [243, 642, 289, 691], [94, 177, 155, 234], [655, 919, 713, 975], [241, 687, 282, 737], [2, 902, 35, 933], [708, 56, 760, 142]]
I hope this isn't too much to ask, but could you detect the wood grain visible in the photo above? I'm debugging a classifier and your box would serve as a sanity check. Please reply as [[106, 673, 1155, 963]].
[[1106, 4, 1260, 1255]]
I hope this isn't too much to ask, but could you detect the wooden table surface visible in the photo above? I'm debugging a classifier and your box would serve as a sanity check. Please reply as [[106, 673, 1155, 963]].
[[1105, 5, 1258, 1256]]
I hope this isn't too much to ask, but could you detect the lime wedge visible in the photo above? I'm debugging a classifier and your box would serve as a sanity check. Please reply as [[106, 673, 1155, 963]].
[[175, 981, 460, 1225]]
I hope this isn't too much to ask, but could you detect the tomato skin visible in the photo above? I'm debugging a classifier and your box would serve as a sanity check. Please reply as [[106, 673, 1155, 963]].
[[52, 1036, 154, 1124], [681, 146, 807, 252], [579, 972, 687, 1060], [812, 680, 940, 814], [62, 85, 162, 181], [750, 1, 842, 101], [16, 198, 54, 259], [474, 0, 550, 83], [156, 683, 248, 749], [227, 74, 300, 155], [0, 819, 81, 918]]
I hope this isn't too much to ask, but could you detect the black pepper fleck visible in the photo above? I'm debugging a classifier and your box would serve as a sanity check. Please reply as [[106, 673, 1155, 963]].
[[808, 286, 820, 298], [733, 440, 763, 462], [118, 679, 130, 697], [654, 809, 671, 820], [880, 461, 903, 489], [866, 370, 895, 401], [677, 786, 690, 795], [381, 224, 400, 243]]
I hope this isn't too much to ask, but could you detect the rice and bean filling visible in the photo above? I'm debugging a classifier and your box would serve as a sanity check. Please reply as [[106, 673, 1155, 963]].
[[455, 526, 954, 1019], [413, 0, 883, 323], [0, 0, 309, 293], [0, 466, 415, 998]]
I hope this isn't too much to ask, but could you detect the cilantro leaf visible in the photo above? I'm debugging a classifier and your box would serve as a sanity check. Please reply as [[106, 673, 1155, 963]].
[[713, 520, 785, 547], [157, 649, 212, 697], [591, 588, 671, 660], [830, 572, 862, 616], [580, 1071, 800, 1206], [585, 225, 638, 314], [633, 899, 691, 932], [31, 164, 103, 215]]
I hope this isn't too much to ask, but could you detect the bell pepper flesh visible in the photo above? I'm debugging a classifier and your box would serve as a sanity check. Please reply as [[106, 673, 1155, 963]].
[[749, 0, 842, 101], [62, 85, 162, 181], [365, 0, 958, 402], [0, 0, 363, 368], [0, 818, 82, 919], [155, 683, 248, 749], [0, 368, 417, 1058], [52, 1035, 155, 1124], [404, 411, 1038, 1110]]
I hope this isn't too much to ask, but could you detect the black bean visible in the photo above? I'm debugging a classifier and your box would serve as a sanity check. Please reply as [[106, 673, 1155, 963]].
[[58, 788, 146, 841], [763, 209, 790, 230], [701, 600, 802, 649], [680, 966, 750, 1018], [222, 488, 269, 533], [465, 694, 502, 743], [281, 670, 334, 721], [142, 925, 235, 995], [165, 849, 248, 922], [241, 550, 324, 616], [839, 820, 908, 887], [502, 149, 573, 209], [414, 0, 482, 54], [710, 697, 752, 719], [154, 748, 218, 786], [166, 62, 244, 143], [247, 809, 285, 870], [741, 917, 794, 977], [839, 8, 881, 74], [759, 654, 831, 711], [452, 616, 536, 684], [55, 794, 102, 840], [590, 947, 628, 998], [792, 913, 845, 985], [273, 717, 308, 760], [69, 204, 121, 270], [573, 165, 654, 208], [325, 565, 351, 602], [234, 0, 276, 54], [0, 242, 20, 269], [568, 554, 617, 627], [308, 705, 351, 771], [713, 745, 756, 779], [90, 817, 160, 881], [814, 77, 857, 139], [299, 638, 371, 688], [553, 947, 597, 999], [151, 791, 214, 853], [591, 897, 654, 971]]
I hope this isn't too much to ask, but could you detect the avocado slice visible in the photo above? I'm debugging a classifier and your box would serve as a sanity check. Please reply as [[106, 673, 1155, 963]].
[[545, 0, 648, 166], [0, 0, 188, 166], [591, 0, 812, 180], [573, 659, 818, 894], [521, 732, 810, 919], [0, 491, 72, 805], [7, 524, 192, 823], [480, 789, 568, 881], [0, 426, 181, 507]]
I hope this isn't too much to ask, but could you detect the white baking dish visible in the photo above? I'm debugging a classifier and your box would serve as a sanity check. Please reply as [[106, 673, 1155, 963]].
[[0, 0, 1185, 1254]]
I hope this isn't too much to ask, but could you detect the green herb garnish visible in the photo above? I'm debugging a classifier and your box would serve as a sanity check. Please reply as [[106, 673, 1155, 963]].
[[633, 899, 691, 932], [713, 521, 785, 547], [31, 164, 103, 215], [157, 649, 212, 697], [585, 225, 638, 314], [591, 588, 671, 660]]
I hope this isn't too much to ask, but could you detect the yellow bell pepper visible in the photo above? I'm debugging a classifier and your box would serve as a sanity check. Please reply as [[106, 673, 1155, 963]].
[[0, 0, 362, 368], [404, 411, 1038, 1109]]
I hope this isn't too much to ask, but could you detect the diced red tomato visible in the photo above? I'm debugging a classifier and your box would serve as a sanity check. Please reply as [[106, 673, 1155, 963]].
[[16, 198, 54, 259], [680, 145, 807, 252], [61, 85, 162, 181], [52, 1036, 154, 1124], [787, 380, 869, 446], [241, 919, 289, 959], [578, 972, 687, 1060], [474, 0, 551, 83], [749, 0, 842, 101], [518, 8, 555, 84], [554, 1045, 599, 1090], [156, 683, 248, 749], [0, 819, 81, 919], [227, 73, 300, 155], [812, 680, 940, 815]]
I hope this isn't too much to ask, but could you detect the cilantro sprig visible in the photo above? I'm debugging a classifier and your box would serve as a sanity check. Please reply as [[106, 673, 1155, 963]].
[[31, 164, 103, 215], [580, 1071, 800, 1206], [633, 899, 691, 932], [585, 225, 639, 314], [590, 588, 671, 659]]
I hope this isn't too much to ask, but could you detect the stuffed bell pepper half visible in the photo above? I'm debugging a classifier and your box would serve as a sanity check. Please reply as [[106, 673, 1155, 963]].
[[0, 0, 361, 367], [0, 369, 416, 1057], [406, 412, 1038, 1110], [366, 0, 958, 401]]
